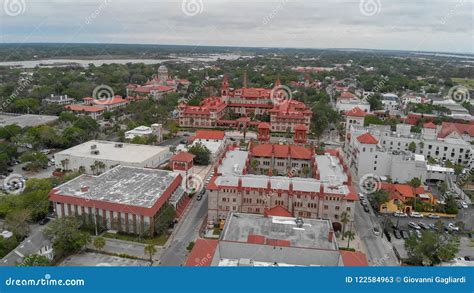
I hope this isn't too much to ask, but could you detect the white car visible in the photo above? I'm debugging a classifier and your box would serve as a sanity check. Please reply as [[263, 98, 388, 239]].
[[460, 201, 468, 209], [394, 211, 408, 217], [447, 223, 460, 231], [358, 193, 365, 200], [427, 213, 440, 219], [408, 222, 421, 230], [410, 212, 424, 218]]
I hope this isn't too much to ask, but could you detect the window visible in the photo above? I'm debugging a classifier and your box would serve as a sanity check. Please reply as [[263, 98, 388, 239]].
[[324, 205, 328, 210]]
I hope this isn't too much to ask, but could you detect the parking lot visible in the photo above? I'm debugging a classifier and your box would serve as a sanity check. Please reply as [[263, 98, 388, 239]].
[[59, 252, 151, 266]]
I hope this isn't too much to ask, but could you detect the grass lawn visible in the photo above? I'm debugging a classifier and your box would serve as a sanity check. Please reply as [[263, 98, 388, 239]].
[[103, 232, 169, 246], [452, 78, 474, 89]]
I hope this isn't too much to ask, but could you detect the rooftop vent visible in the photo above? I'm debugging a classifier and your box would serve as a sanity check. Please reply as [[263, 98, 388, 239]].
[[91, 150, 100, 155], [91, 144, 97, 150], [80, 186, 89, 192], [115, 143, 124, 148]]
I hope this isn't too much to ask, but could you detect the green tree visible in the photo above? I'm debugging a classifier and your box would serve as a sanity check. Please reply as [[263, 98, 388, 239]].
[[340, 212, 350, 240], [154, 202, 176, 236], [93, 236, 106, 252], [344, 231, 355, 249], [187, 143, 211, 165], [5, 209, 31, 240], [408, 141, 417, 153], [18, 254, 51, 267], [405, 231, 459, 266], [144, 244, 157, 265], [44, 217, 91, 257]]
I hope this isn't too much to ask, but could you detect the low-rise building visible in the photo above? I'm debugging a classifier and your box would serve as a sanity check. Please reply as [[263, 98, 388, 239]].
[[125, 124, 163, 143], [49, 166, 183, 235], [186, 212, 368, 267], [43, 94, 75, 105], [207, 142, 357, 228], [54, 140, 171, 174]]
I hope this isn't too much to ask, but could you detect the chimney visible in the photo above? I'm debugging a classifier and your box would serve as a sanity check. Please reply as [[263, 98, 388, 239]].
[[328, 230, 334, 242]]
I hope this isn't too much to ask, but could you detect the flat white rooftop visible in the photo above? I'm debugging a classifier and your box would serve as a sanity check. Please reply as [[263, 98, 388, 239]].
[[54, 166, 179, 208], [55, 140, 170, 163], [0, 113, 58, 128]]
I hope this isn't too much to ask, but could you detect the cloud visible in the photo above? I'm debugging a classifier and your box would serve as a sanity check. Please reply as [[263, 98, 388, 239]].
[[0, 0, 472, 53]]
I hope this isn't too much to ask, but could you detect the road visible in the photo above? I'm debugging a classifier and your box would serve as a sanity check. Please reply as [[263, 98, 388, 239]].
[[354, 202, 399, 266], [159, 136, 184, 147], [158, 194, 208, 266], [1, 223, 49, 266]]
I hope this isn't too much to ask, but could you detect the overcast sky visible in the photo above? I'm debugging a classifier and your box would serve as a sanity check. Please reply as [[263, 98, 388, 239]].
[[0, 0, 473, 53]]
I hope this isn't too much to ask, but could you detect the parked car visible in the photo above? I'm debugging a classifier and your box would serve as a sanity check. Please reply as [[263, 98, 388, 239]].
[[363, 205, 370, 213], [418, 222, 429, 230], [400, 230, 410, 239], [427, 213, 440, 219], [393, 211, 407, 217], [358, 193, 365, 200], [410, 212, 423, 218], [428, 223, 437, 231], [373, 227, 381, 236], [415, 230, 422, 238], [7, 168, 13, 173], [460, 201, 468, 209], [447, 223, 460, 231], [393, 230, 402, 239], [408, 222, 421, 230]]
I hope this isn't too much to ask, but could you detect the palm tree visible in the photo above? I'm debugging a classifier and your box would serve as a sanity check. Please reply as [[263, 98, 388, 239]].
[[344, 231, 355, 249], [409, 177, 422, 212], [340, 212, 350, 240], [93, 236, 106, 252], [144, 244, 157, 266]]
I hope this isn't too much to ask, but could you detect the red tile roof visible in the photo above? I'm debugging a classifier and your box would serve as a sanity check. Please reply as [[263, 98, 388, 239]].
[[195, 130, 225, 140], [340, 91, 355, 100], [264, 205, 292, 217], [346, 107, 367, 117], [437, 122, 474, 138], [380, 183, 425, 201], [294, 124, 307, 131], [170, 151, 195, 163], [65, 104, 104, 113], [356, 133, 378, 144], [258, 122, 271, 129], [185, 239, 218, 267], [251, 144, 312, 160], [94, 96, 129, 106], [423, 122, 437, 129], [340, 251, 369, 266], [247, 234, 266, 244]]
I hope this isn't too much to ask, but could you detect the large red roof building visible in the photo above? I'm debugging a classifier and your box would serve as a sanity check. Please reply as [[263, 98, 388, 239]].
[[178, 75, 312, 134]]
